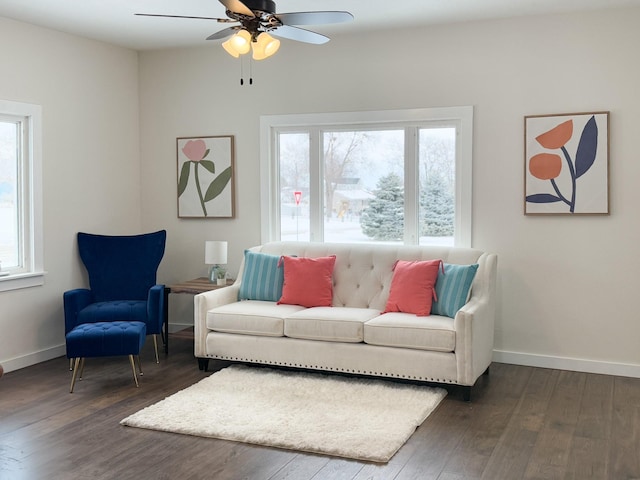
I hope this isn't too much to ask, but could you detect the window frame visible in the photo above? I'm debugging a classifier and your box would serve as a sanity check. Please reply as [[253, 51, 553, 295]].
[[259, 106, 473, 247], [0, 99, 44, 292]]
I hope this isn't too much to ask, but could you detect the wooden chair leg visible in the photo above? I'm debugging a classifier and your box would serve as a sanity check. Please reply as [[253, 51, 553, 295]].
[[69, 358, 82, 393], [69, 358, 74, 371], [129, 355, 139, 387], [153, 334, 159, 364]]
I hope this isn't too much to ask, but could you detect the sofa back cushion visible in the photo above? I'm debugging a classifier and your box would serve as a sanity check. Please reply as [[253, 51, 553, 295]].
[[254, 242, 486, 311]]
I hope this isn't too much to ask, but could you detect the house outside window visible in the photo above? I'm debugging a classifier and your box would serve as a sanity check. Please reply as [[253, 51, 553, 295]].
[[260, 107, 473, 247], [0, 99, 44, 292]]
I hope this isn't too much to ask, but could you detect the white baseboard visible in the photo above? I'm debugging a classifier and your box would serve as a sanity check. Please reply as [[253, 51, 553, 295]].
[[493, 349, 640, 379], [2, 344, 66, 374], [4, 344, 639, 379], [169, 322, 193, 333], [2, 325, 192, 373]]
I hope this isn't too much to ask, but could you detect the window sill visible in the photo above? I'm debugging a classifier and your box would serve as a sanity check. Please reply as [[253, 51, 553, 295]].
[[0, 271, 47, 292]]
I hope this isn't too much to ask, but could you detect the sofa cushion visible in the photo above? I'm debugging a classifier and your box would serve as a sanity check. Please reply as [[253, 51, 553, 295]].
[[384, 260, 442, 316], [238, 250, 284, 302], [364, 313, 455, 352], [284, 307, 380, 343], [278, 255, 336, 308], [431, 263, 479, 318], [207, 301, 305, 337]]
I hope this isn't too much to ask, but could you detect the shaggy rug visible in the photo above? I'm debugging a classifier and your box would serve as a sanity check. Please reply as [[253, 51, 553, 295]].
[[120, 365, 446, 463]]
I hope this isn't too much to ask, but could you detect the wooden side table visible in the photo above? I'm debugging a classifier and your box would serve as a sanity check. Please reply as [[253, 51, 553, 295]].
[[163, 277, 233, 353]]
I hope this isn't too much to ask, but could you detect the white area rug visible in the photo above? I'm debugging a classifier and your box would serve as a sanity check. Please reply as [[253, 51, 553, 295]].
[[121, 365, 446, 463]]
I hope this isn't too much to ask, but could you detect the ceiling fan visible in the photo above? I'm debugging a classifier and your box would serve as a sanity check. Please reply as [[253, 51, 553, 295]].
[[136, 0, 354, 60]]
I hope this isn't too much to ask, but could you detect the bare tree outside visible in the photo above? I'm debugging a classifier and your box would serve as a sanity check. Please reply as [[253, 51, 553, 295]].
[[323, 131, 366, 220]]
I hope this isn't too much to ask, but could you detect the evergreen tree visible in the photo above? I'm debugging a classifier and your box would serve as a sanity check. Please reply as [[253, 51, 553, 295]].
[[360, 173, 404, 241], [420, 174, 454, 236]]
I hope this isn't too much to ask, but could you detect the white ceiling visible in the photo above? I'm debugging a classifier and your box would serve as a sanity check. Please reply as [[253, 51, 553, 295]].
[[1, 0, 639, 50]]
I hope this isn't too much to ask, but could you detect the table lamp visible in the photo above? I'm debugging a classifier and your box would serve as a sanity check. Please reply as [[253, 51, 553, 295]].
[[205, 240, 228, 285]]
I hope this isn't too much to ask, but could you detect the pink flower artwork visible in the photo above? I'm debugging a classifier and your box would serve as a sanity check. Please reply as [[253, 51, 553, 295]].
[[182, 139, 208, 162], [177, 136, 234, 217]]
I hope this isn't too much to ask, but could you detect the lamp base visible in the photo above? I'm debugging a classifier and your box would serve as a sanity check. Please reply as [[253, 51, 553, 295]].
[[209, 265, 227, 284]]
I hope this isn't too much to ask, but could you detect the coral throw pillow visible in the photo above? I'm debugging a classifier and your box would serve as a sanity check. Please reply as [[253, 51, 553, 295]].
[[384, 259, 443, 316], [278, 255, 336, 308]]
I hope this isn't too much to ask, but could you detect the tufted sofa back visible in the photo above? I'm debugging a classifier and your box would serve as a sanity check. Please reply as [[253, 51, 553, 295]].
[[244, 242, 490, 311]]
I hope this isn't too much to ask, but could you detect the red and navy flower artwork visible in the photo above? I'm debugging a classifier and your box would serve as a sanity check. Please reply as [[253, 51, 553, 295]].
[[526, 115, 599, 213]]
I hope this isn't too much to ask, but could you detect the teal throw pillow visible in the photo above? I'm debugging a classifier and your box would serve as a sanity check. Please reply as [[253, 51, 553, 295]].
[[431, 263, 479, 318], [238, 250, 284, 302]]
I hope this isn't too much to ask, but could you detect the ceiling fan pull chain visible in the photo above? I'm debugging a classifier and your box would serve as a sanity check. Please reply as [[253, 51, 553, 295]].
[[249, 57, 253, 85], [240, 56, 244, 85]]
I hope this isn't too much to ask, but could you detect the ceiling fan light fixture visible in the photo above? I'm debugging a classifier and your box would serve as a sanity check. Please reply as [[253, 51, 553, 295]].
[[252, 32, 280, 60], [222, 28, 252, 57]]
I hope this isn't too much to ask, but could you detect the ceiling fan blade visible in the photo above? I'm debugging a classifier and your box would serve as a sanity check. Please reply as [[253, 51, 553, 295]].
[[218, 0, 255, 17], [135, 13, 232, 22], [270, 25, 329, 45], [276, 11, 353, 26], [206, 27, 239, 41]]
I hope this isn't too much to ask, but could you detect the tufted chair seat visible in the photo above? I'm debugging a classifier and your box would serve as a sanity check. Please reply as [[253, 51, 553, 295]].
[[77, 300, 147, 324]]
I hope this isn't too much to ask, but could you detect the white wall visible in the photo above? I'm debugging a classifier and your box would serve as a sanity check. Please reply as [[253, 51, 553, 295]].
[[2, 7, 639, 376], [0, 17, 140, 371], [139, 7, 640, 375]]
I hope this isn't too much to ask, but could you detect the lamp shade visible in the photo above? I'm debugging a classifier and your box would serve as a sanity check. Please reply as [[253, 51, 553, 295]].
[[252, 32, 280, 60], [222, 29, 252, 58], [205, 241, 228, 265]]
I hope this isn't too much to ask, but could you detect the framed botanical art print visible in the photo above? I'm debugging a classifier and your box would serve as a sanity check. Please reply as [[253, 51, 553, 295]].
[[177, 135, 235, 218], [524, 112, 609, 215]]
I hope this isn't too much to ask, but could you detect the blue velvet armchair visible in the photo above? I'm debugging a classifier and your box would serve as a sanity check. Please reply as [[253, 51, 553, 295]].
[[63, 230, 167, 364]]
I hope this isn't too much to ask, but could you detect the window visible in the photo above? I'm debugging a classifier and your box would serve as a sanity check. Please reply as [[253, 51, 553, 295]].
[[0, 100, 44, 292], [260, 107, 473, 246]]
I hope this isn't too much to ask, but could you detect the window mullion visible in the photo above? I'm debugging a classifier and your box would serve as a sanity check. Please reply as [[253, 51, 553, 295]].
[[308, 127, 323, 242], [404, 127, 419, 245]]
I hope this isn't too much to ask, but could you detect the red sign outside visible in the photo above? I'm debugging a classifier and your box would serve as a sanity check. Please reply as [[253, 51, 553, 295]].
[[294, 191, 302, 205]]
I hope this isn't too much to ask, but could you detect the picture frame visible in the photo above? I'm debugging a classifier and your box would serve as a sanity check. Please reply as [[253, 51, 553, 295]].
[[524, 112, 609, 215], [177, 135, 235, 218]]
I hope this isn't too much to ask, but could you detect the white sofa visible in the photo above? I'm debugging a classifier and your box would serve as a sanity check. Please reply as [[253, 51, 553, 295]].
[[194, 241, 497, 400]]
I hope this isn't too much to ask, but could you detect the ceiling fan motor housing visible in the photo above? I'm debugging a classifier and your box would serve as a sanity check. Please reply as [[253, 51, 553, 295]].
[[243, 0, 276, 15]]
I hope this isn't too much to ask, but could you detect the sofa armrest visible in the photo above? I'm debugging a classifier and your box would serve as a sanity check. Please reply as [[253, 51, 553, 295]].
[[194, 284, 241, 357], [453, 252, 497, 385]]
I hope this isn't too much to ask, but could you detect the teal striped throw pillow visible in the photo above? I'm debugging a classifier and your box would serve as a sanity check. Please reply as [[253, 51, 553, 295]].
[[238, 250, 284, 302], [431, 263, 479, 318]]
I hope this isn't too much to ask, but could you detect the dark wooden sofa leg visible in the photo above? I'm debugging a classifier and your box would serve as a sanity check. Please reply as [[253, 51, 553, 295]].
[[197, 358, 209, 372], [462, 386, 472, 402]]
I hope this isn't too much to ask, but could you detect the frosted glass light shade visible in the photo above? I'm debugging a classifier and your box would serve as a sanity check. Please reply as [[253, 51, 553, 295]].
[[252, 33, 280, 60], [222, 29, 252, 57], [205, 241, 228, 265]]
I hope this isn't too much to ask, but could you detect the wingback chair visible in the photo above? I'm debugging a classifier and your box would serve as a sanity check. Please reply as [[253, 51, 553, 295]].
[[63, 230, 167, 364]]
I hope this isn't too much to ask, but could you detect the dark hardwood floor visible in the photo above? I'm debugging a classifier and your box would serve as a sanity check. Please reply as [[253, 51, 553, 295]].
[[1, 333, 639, 480]]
